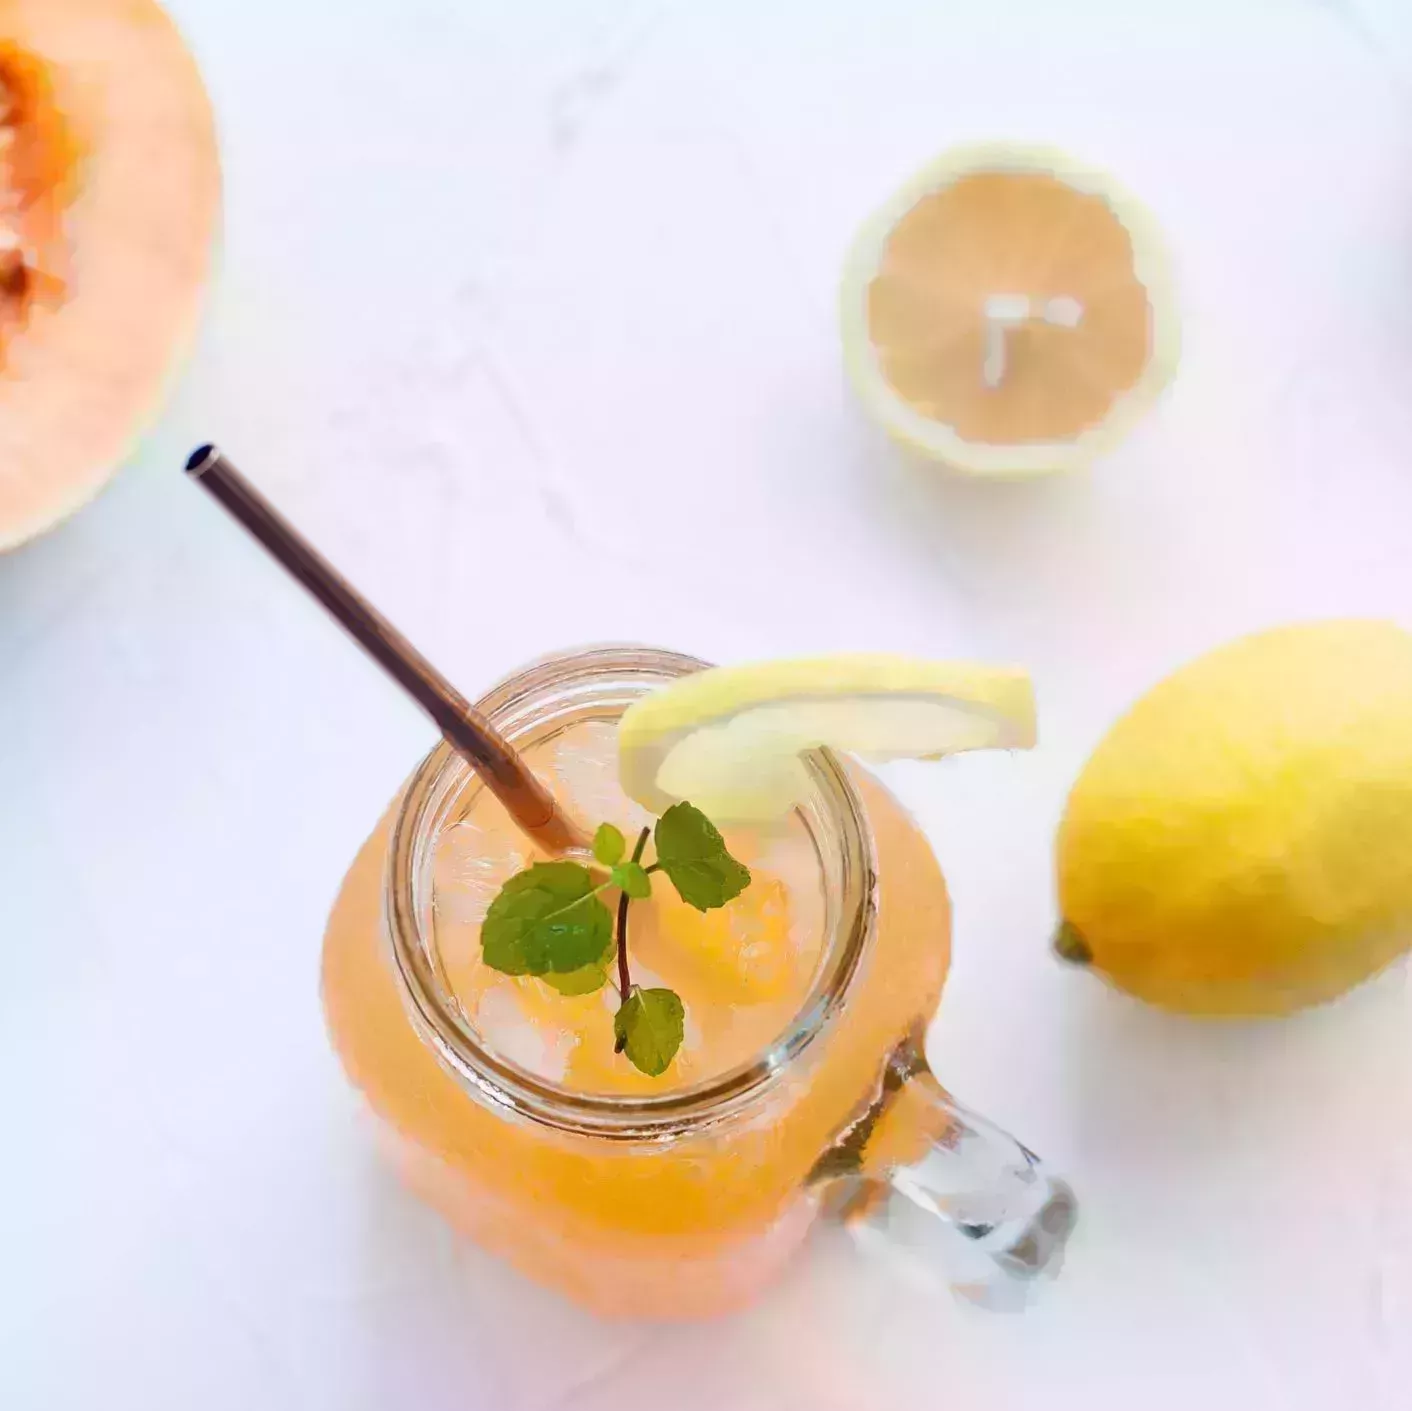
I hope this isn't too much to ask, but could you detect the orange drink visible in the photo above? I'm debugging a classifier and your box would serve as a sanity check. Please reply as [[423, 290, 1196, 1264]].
[[323, 647, 1072, 1318]]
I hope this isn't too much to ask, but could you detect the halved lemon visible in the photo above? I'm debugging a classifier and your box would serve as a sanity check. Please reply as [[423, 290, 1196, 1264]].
[[840, 142, 1179, 476], [618, 656, 1036, 822]]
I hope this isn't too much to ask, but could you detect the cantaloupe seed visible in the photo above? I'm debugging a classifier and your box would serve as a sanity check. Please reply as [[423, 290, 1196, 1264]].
[[0, 72, 23, 322], [0, 53, 69, 345], [0, 219, 21, 320]]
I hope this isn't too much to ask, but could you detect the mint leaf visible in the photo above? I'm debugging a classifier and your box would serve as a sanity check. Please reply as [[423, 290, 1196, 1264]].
[[653, 801, 751, 912], [611, 860, 652, 900], [593, 822, 626, 867], [543, 962, 609, 996], [482, 862, 613, 975], [613, 988, 685, 1076]]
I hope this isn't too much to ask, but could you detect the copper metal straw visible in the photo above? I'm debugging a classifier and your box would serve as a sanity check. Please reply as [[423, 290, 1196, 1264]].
[[185, 444, 586, 855]]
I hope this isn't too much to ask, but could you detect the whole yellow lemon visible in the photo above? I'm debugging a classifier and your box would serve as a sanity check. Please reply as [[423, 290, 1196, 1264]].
[[1055, 620, 1412, 1014]]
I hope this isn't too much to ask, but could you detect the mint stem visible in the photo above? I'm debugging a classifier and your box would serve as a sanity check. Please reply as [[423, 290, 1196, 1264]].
[[614, 827, 651, 1050], [613, 892, 630, 1047]]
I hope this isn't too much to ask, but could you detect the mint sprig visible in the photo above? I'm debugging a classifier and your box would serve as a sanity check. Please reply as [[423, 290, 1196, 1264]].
[[480, 862, 614, 975], [654, 802, 752, 911], [613, 988, 685, 1077], [480, 801, 751, 1077], [592, 823, 626, 866], [611, 860, 652, 899], [543, 962, 612, 996]]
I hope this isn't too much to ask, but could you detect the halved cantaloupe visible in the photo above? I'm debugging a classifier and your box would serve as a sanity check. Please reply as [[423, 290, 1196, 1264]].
[[1, 0, 218, 549]]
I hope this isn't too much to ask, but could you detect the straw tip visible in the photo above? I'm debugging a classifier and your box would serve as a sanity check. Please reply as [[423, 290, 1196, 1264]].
[[185, 444, 218, 477]]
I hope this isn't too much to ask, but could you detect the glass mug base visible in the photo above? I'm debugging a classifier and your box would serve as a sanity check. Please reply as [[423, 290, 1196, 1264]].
[[321, 647, 1075, 1320]]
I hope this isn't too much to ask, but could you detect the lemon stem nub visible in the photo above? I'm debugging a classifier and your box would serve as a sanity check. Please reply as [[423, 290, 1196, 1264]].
[[1053, 922, 1093, 966]]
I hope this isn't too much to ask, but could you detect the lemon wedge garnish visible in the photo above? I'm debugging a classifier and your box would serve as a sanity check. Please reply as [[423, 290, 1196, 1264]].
[[618, 656, 1036, 821]]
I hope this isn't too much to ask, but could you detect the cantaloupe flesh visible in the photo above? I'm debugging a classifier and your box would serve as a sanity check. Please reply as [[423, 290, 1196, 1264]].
[[0, 0, 219, 550]]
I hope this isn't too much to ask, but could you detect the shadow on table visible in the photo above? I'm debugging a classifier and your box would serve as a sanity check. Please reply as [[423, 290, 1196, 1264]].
[[1060, 958, 1411, 1179], [850, 414, 1113, 600]]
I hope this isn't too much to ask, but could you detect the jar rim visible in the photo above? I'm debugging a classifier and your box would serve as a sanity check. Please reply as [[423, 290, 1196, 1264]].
[[384, 644, 876, 1138]]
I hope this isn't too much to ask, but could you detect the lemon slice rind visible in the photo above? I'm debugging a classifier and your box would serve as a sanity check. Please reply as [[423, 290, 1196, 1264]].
[[618, 655, 1036, 821]]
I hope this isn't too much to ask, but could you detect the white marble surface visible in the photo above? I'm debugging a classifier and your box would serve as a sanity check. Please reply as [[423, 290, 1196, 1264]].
[[5, 0, 1412, 1406]]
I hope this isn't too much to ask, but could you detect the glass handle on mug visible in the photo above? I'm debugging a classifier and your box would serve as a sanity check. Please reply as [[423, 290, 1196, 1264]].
[[811, 1029, 1077, 1307]]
